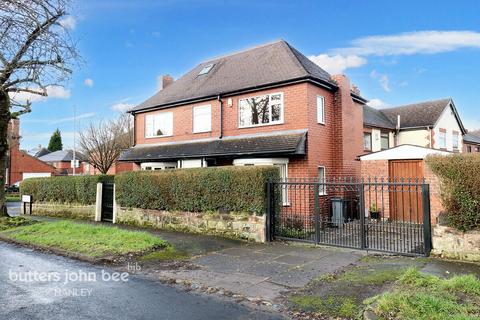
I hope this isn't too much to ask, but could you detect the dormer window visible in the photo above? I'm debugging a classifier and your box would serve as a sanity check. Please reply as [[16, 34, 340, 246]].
[[198, 63, 214, 76]]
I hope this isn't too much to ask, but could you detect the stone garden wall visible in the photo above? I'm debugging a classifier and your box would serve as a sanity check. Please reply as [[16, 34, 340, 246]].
[[31, 202, 96, 220], [116, 207, 266, 242], [432, 226, 480, 262]]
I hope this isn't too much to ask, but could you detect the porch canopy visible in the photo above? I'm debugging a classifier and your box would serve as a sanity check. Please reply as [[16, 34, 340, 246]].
[[119, 130, 307, 162]]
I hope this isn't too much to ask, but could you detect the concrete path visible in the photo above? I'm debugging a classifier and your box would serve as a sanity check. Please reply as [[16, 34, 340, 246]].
[[0, 241, 283, 320], [157, 243, 364, 302]]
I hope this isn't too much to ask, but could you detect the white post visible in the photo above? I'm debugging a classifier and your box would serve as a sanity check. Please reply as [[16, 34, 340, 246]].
[[112, 184, 117, 224], [95, 183, 102, 222]]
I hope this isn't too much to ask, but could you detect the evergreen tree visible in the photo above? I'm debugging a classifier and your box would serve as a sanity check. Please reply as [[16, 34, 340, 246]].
[[48, 129, 63, 152]]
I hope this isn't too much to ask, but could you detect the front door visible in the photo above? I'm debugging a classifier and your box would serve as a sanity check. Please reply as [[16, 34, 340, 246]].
[[388, 160, 424, 223]]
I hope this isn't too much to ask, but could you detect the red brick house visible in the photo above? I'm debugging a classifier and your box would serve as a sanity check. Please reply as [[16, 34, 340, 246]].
[[463, 130, 480, 153], [38, 150, 88, 175], [120, 40, 367, 182], [5, 119, 57, 186]]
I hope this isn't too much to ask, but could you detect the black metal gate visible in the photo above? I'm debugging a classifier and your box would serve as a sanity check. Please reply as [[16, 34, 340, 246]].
[[267, 178, 432, 256], [101, 183, 114, 222]]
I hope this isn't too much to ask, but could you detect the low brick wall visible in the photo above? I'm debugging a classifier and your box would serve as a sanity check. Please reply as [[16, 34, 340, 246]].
[[116, 207, 266, 242], [432, 226, 480, 262], [31, 202, 95, 220]]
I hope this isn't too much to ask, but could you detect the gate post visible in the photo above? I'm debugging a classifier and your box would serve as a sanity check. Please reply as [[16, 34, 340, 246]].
[[358, 182, 366, 250], [314, 183, 320, 244], [95, 183, 103, 222], [422, 184, 432, 256], [265, 182, 273, 242]]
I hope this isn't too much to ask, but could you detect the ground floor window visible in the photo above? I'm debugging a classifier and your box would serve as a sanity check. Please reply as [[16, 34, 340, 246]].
[[140, 162, 177, 170], [233, 158, 289, 205]]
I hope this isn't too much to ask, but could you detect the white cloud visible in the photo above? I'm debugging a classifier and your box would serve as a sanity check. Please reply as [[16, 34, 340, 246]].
[[111, 102, 134, 112], [370, 70, 391, 92], [9, 85, 71, 103], [335, 30, 480, 56], [59, 16, 76, 30], [308, 54, 367, 74], [84, 78, 94, 87], [49, 112, 97, 125], [367, 98, 390, 109]]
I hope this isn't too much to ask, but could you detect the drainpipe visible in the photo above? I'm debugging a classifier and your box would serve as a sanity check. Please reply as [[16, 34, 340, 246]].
[[428, 127, 433, 148], [217, 94, 223, 139]]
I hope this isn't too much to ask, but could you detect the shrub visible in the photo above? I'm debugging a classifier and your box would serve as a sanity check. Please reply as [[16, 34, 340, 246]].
[[426, 154, 480, 231], [20, 175, 114, 205], [115, 166, 280, 215]]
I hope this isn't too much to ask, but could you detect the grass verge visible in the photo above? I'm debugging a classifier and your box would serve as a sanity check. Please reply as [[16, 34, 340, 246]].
[[140, 245, 190, 262], [1, 220, 167, 258], [370, 268, 480, 320], [0, 217, 35, 231]]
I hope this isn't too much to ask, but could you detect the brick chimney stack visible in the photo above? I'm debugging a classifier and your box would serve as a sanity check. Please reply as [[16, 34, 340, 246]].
[[158, 74, 174, 91], [8, 118, 20, 150], [331, 74, 364, 177]]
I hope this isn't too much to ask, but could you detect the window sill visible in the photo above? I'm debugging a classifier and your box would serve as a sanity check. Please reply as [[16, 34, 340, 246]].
[[238, 121, 284, 129], [145, 135, 173, 139], [193, 130, 212, 134]]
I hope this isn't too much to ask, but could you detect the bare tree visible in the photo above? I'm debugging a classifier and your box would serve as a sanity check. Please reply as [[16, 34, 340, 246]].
[[0, 0, 79, 216], [79, 114, 133, 175]]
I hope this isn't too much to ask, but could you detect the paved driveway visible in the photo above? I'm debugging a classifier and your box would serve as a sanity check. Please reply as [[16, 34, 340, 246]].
[[0, 242, 283, 320]]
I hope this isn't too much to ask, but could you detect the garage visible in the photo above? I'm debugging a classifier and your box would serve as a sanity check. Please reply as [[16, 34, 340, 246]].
[[360, 145, 450, 223]]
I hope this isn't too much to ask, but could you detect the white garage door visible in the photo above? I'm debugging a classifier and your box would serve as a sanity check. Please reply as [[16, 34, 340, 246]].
[[22, 172, 52, 180]]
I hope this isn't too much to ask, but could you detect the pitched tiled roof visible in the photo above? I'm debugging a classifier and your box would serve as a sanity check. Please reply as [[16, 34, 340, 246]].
[[39, 150, 85, 162], [464, 132, 480, 144], [363, 105, 395, 129], [119, 131, 307, 162], [131, 40, 336, 113], [380, 98, 451, 128]]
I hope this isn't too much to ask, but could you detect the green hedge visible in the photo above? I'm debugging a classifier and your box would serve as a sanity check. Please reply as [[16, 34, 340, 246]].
[[20, 175, 114, 205], [115, 166, 280, 215], [426, 154, 480, 231]]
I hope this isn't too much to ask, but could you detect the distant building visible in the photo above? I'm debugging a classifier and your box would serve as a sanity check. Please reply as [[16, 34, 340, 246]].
[[38, 150, 88, 175], [6, 119, 57, 186]]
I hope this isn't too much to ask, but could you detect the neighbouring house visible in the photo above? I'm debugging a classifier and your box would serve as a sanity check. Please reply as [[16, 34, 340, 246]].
[[38, 150, 87, 175], [27, 145, 51, 158], [363, 98, 467, 153], [463, 130, 480, 153], [119, 40, 368, 181], [5, 119, 58, 186], [86, 161, 137, 175]]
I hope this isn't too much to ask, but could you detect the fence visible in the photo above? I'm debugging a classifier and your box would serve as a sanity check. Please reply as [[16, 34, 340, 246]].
[[267, 177, 432, 256]]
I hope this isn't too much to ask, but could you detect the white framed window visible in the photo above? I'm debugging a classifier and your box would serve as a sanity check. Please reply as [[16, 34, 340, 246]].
[[141, 162, 177, 170], [318, 166, 326, 196], [363, 132, 372, 151], [238, 92, 283, 128], [233, 158, 289, 205], [317, 95, 325, 124], [381, 132, 390, 150], [193, 105, 211, 133], [439, 130, 447, 149], [145, 112, 173, 138], [452, 132, 459, 150]]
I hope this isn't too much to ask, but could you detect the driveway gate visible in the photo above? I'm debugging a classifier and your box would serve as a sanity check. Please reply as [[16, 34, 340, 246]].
[[266, 178, 432, 256], [101, 183, 114, 222]]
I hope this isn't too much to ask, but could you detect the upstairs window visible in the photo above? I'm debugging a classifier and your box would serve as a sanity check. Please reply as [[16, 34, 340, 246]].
[[452, 132, 459, 150], [193, 105, 211, 133], [381, 132, 390, 150], [363, 132, 372, 151], [439, 130, 447, 149], [238, 92, 283, 128], [145, 112, 173, 138], [317, 96, 325, 124]]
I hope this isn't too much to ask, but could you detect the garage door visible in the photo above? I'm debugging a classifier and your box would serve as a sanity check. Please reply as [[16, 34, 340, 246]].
[[22, 172, 52, 180], [388, 160, 424, 223]]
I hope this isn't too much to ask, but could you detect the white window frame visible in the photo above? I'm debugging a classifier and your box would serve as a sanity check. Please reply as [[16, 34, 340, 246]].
[[238, 92, 284, 128], [141, 162, 177, 170], [439, 130, 447, 149], [318, 166, 327, 196], [317, 95, 325, 124], [233, 158, 289, 205], [145, 112, 173, 138], [452, 132, 459, 150], [363, 132, 372, 151], [193, 105, 212, 133]]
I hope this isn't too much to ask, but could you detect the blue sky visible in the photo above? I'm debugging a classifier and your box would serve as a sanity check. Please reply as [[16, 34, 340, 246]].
[[18, 0, 480, 150]]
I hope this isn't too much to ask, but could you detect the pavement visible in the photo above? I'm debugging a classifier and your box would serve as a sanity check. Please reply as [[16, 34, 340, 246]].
[[0, 241, 284, 320], [153, 242, 364, 302], [6, 201, 21, 216]]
